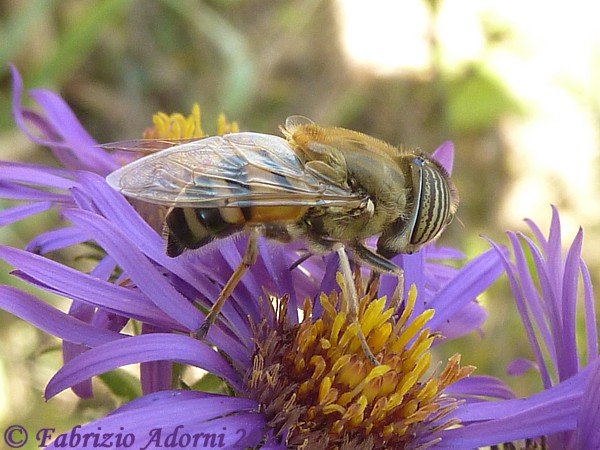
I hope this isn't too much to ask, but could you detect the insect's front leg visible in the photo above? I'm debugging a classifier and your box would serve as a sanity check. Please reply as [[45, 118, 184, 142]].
[[196, 227, 261, 340], [334, 244, 380, 366], [354, 243, 404, 312]]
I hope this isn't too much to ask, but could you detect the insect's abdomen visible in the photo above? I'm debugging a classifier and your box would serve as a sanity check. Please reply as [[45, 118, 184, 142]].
[[165, 205, 307, 257]]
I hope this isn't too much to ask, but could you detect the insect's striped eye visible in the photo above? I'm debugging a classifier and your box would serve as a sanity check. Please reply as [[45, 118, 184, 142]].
[[409, 157, 455, 246]]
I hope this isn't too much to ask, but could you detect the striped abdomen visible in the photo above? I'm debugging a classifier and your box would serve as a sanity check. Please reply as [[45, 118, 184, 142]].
[[165, 205, 307, 257]]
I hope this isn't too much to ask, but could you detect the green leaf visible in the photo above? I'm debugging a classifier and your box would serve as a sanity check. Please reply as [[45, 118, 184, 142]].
[[98, 369, 142, 402], [447, 67, 522, 132], [189, 372, 230, 394]]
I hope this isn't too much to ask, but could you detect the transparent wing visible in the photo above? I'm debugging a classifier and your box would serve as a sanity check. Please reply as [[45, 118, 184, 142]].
[[106, 132, 365, 208], [101, 138, 201, 155]]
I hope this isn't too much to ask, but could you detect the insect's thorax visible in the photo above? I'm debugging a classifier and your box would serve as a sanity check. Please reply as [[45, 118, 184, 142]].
[[305, 155, 410, 243]]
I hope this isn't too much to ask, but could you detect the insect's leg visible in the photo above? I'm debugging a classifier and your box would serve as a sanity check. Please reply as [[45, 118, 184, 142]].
[[196, 227, 260, 339], [334, 244, 379, 366], [365, 271, 380, 297], [353, 243, 405, 312], [288, 251, 313, 272], [389, 269, 404, 312], [365, 271, 404, 314]]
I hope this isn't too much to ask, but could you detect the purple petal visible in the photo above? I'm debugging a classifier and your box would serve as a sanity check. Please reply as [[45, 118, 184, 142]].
[[25, 226, 90, 253], [507, 232, 555, 365], [431, 141, 454, 174], [378, 244, 466, 319], [576, 358, 600, 449], [111, 389, 217, 413], [545, 204, 563, 283], [319, 252, 341, 297], [140, 324, 174, 394], [437, 300, 487, 340], [524, 216, 547, 252], [141, 360, 173, 395], [228, 238, 263, 300], [0, 246, 182, 330], [45, 334, 243, 399], [10, 67, 86, 170], [0, 160, 74, 178], [559, 227, 584, 379], [75, 173, 225, 304], [427, 244, 464, 260], [0, 201, 52, 226], [28, 89, 118, 173], [0, 182, 71, 202], [70, 183, 98, 212], [256, 239, 298, 314], [10, 65, 118, 175], [208, 236, 262, 331], [580, 261, 598, 363], [506, 358, 538, 376], [63, 338, 94, 399], [0, 164, 76, 190], [0, 286, 123, 346], [390, 252, 425, 316], [442, 366, 590, 446], [455, 362, 587, 422], [90, 254, 118, 280], [10, 65, 45, 144], [72, 172, 165, 250], [44, 391, 265, 450], [27, 89, 97, 147], [63, 209, 203, 332], [443, 393, 579, 445], [487, 235, 553, 389], [518, 233, 566, 376], [91, 309, 129, 332], [445, 375, 516, 400], [426, 248, 503, 332]]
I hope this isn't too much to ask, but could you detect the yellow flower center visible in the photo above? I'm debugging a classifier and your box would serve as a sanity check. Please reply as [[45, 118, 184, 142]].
[[142, 103, 238, 140], [248, 281, 474, 449]]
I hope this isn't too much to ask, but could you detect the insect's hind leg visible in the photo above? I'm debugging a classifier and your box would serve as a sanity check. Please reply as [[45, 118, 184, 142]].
[[334, 244, 380, 366], [196, 227, 260, 339]]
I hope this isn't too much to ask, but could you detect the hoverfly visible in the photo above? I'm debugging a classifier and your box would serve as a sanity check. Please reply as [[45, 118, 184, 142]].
[[106, 116, 458, 364]]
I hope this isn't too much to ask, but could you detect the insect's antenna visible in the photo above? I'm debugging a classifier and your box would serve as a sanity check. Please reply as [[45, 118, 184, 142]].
[[335, 244, 379, 366]]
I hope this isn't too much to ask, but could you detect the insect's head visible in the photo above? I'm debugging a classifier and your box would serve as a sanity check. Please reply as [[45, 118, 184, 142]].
[[410, 155, 458, 245], [378, 153, 458, 257]]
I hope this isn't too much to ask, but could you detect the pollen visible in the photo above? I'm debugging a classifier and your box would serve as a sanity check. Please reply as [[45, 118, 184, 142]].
[[248, 281, 475, 449]]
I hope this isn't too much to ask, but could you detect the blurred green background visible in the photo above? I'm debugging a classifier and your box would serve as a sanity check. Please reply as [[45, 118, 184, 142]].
[[1, 0, 599, 446]]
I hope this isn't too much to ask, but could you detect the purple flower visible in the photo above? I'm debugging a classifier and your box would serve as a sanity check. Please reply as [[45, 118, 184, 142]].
[[435, 206, 600, 448], [2, 66, 598, 448], [457, 205, 600, 448]]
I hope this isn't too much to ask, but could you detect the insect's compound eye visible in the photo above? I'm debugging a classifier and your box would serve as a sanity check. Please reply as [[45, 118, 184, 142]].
[[409, 158, 454, 246]]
